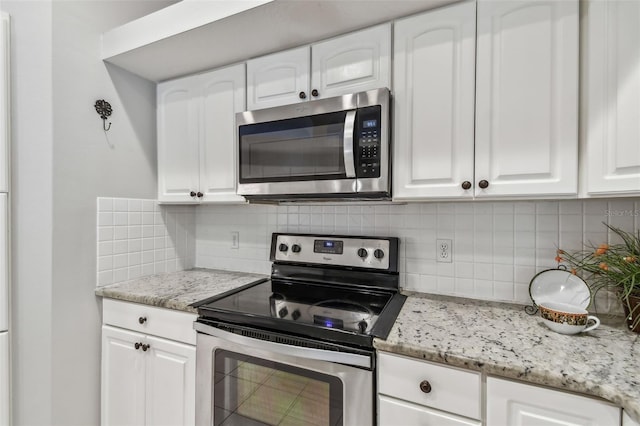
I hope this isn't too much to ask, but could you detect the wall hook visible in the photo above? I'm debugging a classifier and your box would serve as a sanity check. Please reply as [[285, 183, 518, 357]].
[[94, 99, 112, 131]]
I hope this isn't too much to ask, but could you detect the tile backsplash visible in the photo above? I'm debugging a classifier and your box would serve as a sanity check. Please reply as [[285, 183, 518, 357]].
[[96, 198, 195, 286], [95, 196, 640, 312], [195, 198, 640, 312]]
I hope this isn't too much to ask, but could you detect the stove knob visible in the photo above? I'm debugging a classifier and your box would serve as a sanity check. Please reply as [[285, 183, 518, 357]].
[[279, 243, 288, 252], [291, 244, 301, 253], [291, 310, 301, 321], [374, 249, 385, 260], [357, 248, 368, 259], [278, 307, 288, 318], [358, 320, 368, 333]]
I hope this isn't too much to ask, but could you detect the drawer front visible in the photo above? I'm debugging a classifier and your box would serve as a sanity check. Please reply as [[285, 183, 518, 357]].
[[378, 352, 481, 420], [379, 395, 481, 426], [103, 299, 197, 345]]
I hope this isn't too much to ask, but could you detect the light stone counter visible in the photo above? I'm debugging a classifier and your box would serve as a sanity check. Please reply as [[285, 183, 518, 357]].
[[94, 268, 266, 313], [374, 292, 640, 422]]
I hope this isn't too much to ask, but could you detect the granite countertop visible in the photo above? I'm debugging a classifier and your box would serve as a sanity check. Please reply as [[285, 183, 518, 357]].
[[374, 292, 640, 422], [94, 268, 267, 313]]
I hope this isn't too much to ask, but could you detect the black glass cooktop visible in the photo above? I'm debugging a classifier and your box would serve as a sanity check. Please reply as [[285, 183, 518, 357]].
[[194, 278, 406, 349]]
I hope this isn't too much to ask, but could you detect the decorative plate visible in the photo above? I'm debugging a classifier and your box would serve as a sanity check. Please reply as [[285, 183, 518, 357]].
[[528, 268, 591, 310]]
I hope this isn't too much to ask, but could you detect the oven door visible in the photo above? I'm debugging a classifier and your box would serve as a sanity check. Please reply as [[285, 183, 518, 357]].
[[195, 322, 373, 426], [237, 93, 358, 197]]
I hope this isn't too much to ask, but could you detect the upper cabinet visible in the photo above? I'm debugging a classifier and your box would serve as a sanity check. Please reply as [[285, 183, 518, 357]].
[[158, 63, 246, 204], [247, 24, 391, 110], [583, 0, 640, 196], [393, 1, 477, 200], [393, 0, 579, 201], [475, 0, 579, 198]]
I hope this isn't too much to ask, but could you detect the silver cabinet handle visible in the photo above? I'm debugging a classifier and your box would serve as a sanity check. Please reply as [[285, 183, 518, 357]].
[[343, 110, 357, 178]]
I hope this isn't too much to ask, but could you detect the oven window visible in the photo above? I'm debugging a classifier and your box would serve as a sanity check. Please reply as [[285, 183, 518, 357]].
[[213, 349, 343, 426], [239, 111, 349, 183]]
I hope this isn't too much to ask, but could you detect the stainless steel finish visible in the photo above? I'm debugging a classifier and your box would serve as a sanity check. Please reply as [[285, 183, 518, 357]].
[[343, 110, 356, 178], [357, 88, 390, 194], [236, 92, 357, 126], [237, 88, 391, 200], [194, 322, 371, 368], [274, 234, 391, 269], [239, 178, 357, 196], [195, 324, 373, 426]]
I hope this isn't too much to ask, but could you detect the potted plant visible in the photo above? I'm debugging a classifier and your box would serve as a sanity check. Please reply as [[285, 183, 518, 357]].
[[556, 223, 640, 333]]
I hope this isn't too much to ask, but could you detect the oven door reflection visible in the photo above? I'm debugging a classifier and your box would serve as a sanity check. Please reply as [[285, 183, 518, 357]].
[[214, 350, 343, 426]]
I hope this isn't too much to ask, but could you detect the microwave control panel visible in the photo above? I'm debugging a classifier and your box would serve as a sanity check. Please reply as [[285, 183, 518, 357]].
[[356, 106, 382, 178]]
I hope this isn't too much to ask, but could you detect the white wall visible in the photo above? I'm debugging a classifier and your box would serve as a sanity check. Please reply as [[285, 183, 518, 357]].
[[196, 198, 640, 313], [1, 1, 175, 424]]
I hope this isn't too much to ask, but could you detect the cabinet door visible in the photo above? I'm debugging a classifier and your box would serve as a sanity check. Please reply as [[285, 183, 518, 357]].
[[475, 0, 578, 197], [101, 326, 146, 426], [584, 1, 640, 195], [379, 395, 481, 426], [392, 2, 476, 200], [0, 332, 8, 426], [198, 64, 247, 203], [486, 377, 621, 426], [157, 76, 200, 203], [145, 336, 196, 426], [311, 23, 391, 100], [246, 46, 310, 110], [624, 411, 640, 426]]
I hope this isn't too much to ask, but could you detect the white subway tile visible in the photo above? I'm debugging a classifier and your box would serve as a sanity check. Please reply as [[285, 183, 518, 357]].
[[98, 227, 113, 242], [98, 241, 113, 257], [113, 268, 128, 283], [98, 198, 114, 212], [113, 240, 128, 255], [113, 254, 128, 269], [129, 252, 141, 267], [98, 256, 113, 272], [143, 200, 155, 212], [98, 270, 113, 286], [128, 226, 142, 239], [113, 226, 128, 241], [114, 212, 128, 226], [474, 280, 494, 298], [128, 199, 142, 212], [98, 212, 113, 227], [114, 199, 129, 212]]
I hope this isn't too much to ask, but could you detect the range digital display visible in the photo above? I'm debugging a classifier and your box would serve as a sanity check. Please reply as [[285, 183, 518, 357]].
[[314, 239, 344, 254]]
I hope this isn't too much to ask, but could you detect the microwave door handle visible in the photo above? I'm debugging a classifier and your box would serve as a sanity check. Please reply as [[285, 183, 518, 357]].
[[343, 110, 357, 178]]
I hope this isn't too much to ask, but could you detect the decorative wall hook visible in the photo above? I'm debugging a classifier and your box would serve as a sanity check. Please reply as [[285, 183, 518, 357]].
[[94, 99, 112, 131]]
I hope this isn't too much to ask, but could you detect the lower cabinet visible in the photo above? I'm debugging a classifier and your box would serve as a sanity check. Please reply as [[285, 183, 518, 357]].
[[486, 377, 621, 426], [101, 301, 196, 426], [379, 396, 480, 426], [378, 352, 481, 425], [378, 352, 623, 426], [624, 411, 640, 426]]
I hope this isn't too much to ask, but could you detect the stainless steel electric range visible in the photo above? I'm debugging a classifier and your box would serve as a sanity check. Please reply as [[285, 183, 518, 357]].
[[193, 233, 406, 426]]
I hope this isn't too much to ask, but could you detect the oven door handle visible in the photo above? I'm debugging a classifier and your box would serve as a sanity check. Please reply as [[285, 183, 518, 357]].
[[343, 110, 357, 178], [194, 322, 372, 369]]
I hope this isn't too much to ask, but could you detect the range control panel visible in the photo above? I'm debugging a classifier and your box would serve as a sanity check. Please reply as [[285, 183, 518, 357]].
[[271, 233, 395, 270], [356, 106, 382, 178]]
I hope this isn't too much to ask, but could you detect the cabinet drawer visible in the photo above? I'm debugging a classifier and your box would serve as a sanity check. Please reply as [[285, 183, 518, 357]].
[[103, 299, 197, 345], [378, 352, 481, 420], [379, 395, 481, 426]]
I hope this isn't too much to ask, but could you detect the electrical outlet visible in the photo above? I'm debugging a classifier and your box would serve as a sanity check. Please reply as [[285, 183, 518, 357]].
[[231, 231, 239, 249], [436, 239, 452, 263]]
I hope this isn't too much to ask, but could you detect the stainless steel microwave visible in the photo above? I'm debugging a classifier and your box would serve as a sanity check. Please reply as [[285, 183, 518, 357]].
[[236, 88, 390, 202]]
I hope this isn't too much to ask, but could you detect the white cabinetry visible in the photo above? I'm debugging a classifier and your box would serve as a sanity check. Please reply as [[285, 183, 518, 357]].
[[378, 352, 481, 426], [624, 411, 640, 426], [247, 24, 390, 110], [101, 300, 196, 426], [486, 376, 621, 426], [393, 1, 476, 200], [475, 0, 578, 197], [393, 0, 578, 200], [158, 63, 246, 203], [583, 0, 640, 195]]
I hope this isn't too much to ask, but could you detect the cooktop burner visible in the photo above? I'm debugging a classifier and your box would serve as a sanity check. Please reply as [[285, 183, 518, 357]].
[[194, 233, 406, 349]]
